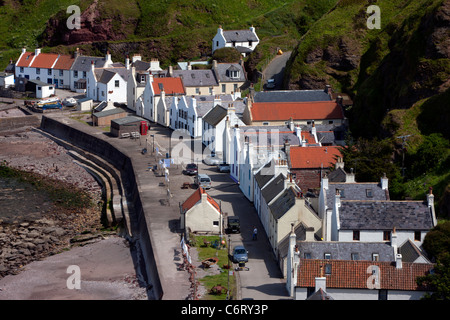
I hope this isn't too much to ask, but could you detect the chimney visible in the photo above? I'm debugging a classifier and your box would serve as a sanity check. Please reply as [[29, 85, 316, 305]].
[[74, 47, 80, 59], [168, 65, 173, 77], [35, 48, 41, 56], [391, 227, 398, 254], [324, 84, 332, 95], [22, 47, 26, 54], [311, 120, 316, 136], [249, 25, 255, 33], [289, 117, 294, 131], [295, 125, 302, 138], [125, 55, 130, 70], [321, 174, 329, 190], [315, 266, 327, 293], [212, 59, 218, 70], [305, 227, 315, 241], [381, 173, 389, 190], [335, 189, 341, 208], [105, 51, 112, 66], [201, 189, 208, 202], [187, 62, 192, 70], [395, 254, 403, 269], [335, 156, 344, 170], [132, 54, 142, 63], [336, 95, 343, 106], [345, 168, 355, 183], [218, 25, 223, 34], [427, 187, 434, 209], [91, 60, 95, 72]]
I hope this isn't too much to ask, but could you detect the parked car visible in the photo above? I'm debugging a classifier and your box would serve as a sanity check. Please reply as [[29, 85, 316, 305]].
[[195, 173, 212, 189], [266, 78, 276, 89], [227, 216, 240, 233], [62, 97, 77, 107], [232, 245, 248, 263], [204, 154, 223, 165], [185, 163, 198, 175], [217, 164, 230, 173]]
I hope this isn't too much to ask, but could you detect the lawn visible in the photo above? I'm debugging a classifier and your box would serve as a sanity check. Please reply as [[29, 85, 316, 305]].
[[190, 234, 237, 300]]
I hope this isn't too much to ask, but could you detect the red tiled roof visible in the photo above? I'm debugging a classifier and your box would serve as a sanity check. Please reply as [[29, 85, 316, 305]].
[[16, 52, 34, 67], [152, 77, 185, 95], [251, 101, 344, 122], [181, 187, 221, 213], [290, 146, 341, 169], [53, 54, 75, 70], [30, 53, 59, 69], [297, 259, 433, 291]]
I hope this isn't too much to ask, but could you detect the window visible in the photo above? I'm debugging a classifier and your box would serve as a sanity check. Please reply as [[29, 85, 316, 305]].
[[20, 67, 24, 73], [366, 189, 373, 198], [262, 122, 270, 126], [222, 84, 226, 93], [83, 71, 86, 78], [60, 80, 64, 86], [383, 231, 391, 241], [304, 252, 311, 259], [37, 86, 41, 91], [140, 75, 146, 83], [337, 189, 345, 198], [329, 120, 334, 124], [414, 231, 421, 241], [213, 221, 219, 226], [59, 70, 63, 76], [372, 253, 379, 261], [74, 71, 78, 78], [234, 84, 238, 92], [36, 68, 40, 74], [101, 91, 105, 97], [378, 290, 388, 300], [216, 41, 219, 47], [47, 69, 51, 75], [351, 253, 360, 260], [115, 80, 120, 87], [325, 264, 332, 275], [324, 253, 331, 260], [353, 230, 360, 241], [196, 88, 200, 94], [249, 40, 252, 47]]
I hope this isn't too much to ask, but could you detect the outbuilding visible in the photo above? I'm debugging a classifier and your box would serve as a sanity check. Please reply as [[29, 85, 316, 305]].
[[92, 108, 127, 126], [110, 116, 147, 138], [77, 97, 93, 111]]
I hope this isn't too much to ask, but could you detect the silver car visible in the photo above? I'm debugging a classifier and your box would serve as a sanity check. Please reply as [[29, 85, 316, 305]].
[[195, 173, 211, 189]]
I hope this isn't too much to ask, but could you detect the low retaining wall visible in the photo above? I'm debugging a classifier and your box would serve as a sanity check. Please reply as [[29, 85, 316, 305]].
[[0, 115, 40, 132], [40, 115, 163, 300]]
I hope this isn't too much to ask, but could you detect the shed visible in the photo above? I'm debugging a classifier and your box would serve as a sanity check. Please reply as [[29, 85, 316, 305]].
[[92, 108, 127, 126], [77, 97, 94, 111], [110, 116, 146, 137], [0, 72, 14, 88], [26, 79, 55, 99]]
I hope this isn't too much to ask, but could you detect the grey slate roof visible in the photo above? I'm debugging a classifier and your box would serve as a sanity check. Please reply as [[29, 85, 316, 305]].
[[269, 187, 297, 220], [327, 167, 347, 182], [326, 182, 389, 209], [339, 200, 434, 231], [261, 173, 285, 204], [254, 159, 276, 189], [241, 126, 301, 147], [293, 241, 395, 261], [71, 56, 107, 72], [253, 90, 332, 103], [214, 63, 246, 82], [203, 105, 227, 126], [111, 116, 144, 125], [95, 68, 128, 83], [92, 108, 126, 118], [307, 288, 334, 300], [223, 30, 258, 42], [173, 69, 218, 87], [399, 239, 431, 263]]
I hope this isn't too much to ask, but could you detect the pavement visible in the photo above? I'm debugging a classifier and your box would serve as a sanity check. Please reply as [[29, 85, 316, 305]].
[[262, 51, 292, 90]]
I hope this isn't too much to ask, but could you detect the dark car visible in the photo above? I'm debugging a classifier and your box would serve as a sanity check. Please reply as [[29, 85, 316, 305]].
[[185, 163, 198, 175], [227, 216, 240, 233]]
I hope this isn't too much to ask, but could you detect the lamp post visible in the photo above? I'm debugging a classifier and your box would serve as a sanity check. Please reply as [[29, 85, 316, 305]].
[[150, 134, 155, 153], [227, 234, 231, 300]]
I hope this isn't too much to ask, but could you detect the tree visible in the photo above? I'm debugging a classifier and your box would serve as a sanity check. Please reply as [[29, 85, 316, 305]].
[[212, 47, 242, 63]]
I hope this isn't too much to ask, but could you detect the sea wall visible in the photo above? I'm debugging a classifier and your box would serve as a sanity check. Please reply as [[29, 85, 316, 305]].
[[40, 115, 163, 299]]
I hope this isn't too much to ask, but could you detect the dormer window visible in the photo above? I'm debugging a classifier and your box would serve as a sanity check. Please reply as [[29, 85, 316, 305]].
[[226, 66, 240, 79]]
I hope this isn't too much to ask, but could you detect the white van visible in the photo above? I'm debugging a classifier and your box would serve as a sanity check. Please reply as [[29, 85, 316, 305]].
[[195, 173, 212, 189]]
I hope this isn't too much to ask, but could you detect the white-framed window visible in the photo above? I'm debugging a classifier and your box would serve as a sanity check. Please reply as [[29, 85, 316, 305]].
[[115, 80, 120, 87], [36, 68, 40, 75]]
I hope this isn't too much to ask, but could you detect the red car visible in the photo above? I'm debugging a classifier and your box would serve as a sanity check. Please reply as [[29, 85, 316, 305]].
[[185, 163, 198, 175]]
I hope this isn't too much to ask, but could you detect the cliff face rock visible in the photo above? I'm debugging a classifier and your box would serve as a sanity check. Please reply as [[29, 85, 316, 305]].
[[41, 0, 138, 46]]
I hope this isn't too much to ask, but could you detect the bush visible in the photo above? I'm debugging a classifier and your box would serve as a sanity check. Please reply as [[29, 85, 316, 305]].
[[212, 47, 242, 63]]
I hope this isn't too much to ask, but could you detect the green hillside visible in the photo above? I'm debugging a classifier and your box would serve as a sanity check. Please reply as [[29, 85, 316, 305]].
[[285, 0, 450, 215], [0, 0, 336, 69]]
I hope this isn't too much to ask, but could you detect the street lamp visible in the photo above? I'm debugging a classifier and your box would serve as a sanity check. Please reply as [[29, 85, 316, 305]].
[[227, 234, 231, 300]]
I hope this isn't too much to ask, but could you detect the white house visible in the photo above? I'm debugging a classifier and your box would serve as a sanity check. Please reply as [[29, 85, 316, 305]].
[[70, 51, 113, 92], [180, 187, 222, 235], [15, 48, 59, 84], [141, 76, 185, 123], [212, 26, 259, 57], [202, 101, 245, 157], [86, 60, 128, 104]]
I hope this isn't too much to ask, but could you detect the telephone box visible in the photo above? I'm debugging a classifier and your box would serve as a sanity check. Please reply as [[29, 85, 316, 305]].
[[140, 121, 148, 135]]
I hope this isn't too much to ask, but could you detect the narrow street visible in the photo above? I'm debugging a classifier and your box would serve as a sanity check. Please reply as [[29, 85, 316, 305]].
[[149, 124, 290, 300], [262, 51, 292, 90]]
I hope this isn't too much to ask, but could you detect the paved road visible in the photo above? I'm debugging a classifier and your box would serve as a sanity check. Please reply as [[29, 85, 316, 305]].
[[147, 126, 290, 300], [262, 51, 292, 91]]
